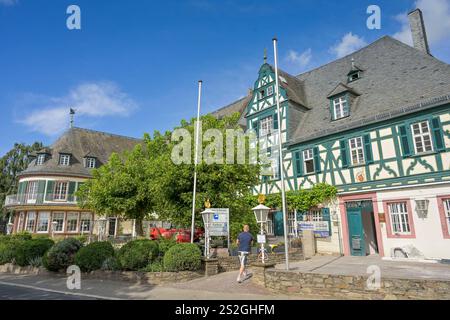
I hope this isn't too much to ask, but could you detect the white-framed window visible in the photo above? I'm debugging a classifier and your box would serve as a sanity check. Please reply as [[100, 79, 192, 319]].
[[25, 212, 36, 232], [349, 137, 365, 165], [59, 154, 71, 166], [388, 202, 411, 234], [37, 212, 50, 233], [288, 212, 296, 236], [259, 116, 273, 136], [411, 121, 433, 153], [66, 212, 79, 233], [303, 149, 315, 174], [443, 199, 450, 234], [36, 154, 46, 166], [333, 96, 349, 120], [85, 157, 96, 169], [80, 213, 93, 233], [26, 181, 39, 202], [299, 209, 322, 222], [267, 86, 274, 96], [54, 181, 68, 201], [52, 212, 65, 233]]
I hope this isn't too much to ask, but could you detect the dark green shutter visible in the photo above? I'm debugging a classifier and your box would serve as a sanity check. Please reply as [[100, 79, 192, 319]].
[[273, 113, 279, 130], [68, 182, 77, 202], [45, 181, 54, 201], [36, 180, 46, 204], [313, 147, 321, 173], [321, 208, 332, 236], [363, 134, 373, 164], [294, 151, 303, 177], [431, 117, 445, 151], [398, 125, 412, 157], [340, 140, 349, 168]]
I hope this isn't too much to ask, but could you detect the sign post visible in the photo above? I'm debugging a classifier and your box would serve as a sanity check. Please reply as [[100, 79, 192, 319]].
[[202, 204, 230, 258]]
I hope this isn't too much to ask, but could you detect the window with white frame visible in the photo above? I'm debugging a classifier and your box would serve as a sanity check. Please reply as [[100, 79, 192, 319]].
[[303, 149, 315, 174], [288, 212, 296, 236], [26, 181, 39, 202], [37, 212, 49, 233], [259, 116, 273, 136], [349, 137, 365, 165], [299, 209, 322, 222], [25, 212, 36, 232], [54, 182, 68, 201], [59, 154, 71, 166], [333, 96, 349, 120], [388, 202, 411, 234], [267, 86, 274, 96], [444, 199, 450, 234], [411, 121, 433, 153], [66, 212, 79, 233], [52, 212, 65, 232], [85, 157, 96, 169], [80, 213, 93, 233], [36, 154, 46, 166]]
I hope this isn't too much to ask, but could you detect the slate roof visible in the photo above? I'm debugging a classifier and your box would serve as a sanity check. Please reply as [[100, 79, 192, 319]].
[[212, 36, 450, 146], [20, 127, 142, 178]]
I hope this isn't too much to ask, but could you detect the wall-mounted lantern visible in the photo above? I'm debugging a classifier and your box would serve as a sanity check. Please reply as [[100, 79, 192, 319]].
[[415, 199, 430, 219]]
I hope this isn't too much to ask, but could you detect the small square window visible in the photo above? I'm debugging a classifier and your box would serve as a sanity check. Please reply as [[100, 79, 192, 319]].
[[36, 154, 46, 166], [303, 149, 315, 174], [85, 157, 96, 169], [59, 154, 71, 166]]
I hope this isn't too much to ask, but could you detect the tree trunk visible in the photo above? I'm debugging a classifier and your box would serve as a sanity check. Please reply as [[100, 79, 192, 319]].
[[135, 218, 144, 237]]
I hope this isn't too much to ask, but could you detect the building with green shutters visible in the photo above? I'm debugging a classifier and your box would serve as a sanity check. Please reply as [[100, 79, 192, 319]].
[[213, 9, 450, 260], [4, 127, 141, 238]]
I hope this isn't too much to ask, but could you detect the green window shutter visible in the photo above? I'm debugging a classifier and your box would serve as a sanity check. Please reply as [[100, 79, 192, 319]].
[[294, 151, 303, 177], [431, 117, 445, 152], [273, 113, 279, 130], [45, 180, 54, 201], [398, 125, 412, 157], [321, 208, 332, 236], [363, 134, 374, 164], [313, 147, 321, 173], [340, 140, 349, 168], [68, 182, 77, 202], [36, 181, 46, 204]]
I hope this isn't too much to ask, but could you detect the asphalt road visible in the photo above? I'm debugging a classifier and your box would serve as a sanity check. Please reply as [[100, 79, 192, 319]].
[[0, 283, 100, 300]]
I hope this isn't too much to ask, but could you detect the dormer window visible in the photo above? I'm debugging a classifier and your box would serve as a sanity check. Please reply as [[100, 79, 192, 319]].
[[332, 96, 349, 120], [348, 71, 361, 83], [59, 154, 71, 166], [36, 154, 46, 166], [85, 157, 96, 169]]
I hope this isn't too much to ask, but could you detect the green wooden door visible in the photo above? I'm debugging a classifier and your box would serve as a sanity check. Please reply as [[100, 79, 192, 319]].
[[273, 211, 284, 236], [347, 207, 366, 256]]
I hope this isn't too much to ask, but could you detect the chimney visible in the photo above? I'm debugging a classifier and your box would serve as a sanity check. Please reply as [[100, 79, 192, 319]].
[[408, 9, 430, 55]]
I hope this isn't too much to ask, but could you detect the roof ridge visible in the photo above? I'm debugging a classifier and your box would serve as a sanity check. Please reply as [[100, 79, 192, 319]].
[[71, 127, 142, 141], [211, 95, 249, 114]]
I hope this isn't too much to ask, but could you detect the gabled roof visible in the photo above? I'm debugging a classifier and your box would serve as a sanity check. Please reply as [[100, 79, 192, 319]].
[[275, 67, 308, 108], [327, 83, 360, 98], [19, 127, 142, 178]]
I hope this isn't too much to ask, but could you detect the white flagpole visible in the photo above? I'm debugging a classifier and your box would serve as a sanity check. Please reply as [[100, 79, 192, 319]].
[[273, 37, 289, 270], [191, 80, 203, 243]]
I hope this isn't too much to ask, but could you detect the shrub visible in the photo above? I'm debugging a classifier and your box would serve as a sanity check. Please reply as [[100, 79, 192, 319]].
[[163, 243, 202, 272], [0, 238, 14, 265], [117, 239, 159, 271], [28, 256, 43, 268], [142, 259, 164, 272], [73, 235, 88, 245], [157, 238, 177, 256], [101, 256, 121, 271], [74, 241, 114, 272], [13, 238, 54, 267], [43, 238, 82, 272], [11, 232, 32, 241]]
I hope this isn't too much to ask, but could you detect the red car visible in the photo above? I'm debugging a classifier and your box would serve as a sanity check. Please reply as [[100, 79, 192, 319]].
[[150, 227, 204, 243]]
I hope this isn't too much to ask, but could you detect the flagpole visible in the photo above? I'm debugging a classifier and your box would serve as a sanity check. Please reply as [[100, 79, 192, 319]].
[[272, 37, 289, 270], [191, 80, 203, 243]]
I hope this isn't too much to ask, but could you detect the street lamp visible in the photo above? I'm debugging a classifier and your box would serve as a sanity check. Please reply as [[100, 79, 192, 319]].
[[201, 199, 215, 259], [252, 194, 270, 263]]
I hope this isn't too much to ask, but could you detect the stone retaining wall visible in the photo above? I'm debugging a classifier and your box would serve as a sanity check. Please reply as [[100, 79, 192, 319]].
[[217, 251, 303, 272], [0, 263, 203, 285], [260, 268, 450, 300]]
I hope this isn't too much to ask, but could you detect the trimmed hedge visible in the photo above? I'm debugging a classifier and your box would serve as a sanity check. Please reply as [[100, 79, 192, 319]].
[[117, 239, 159, 271], [14, 238, 54, 267], [163, 243, 202, 272], [0, 237, 14, 265], [43, 238, 83, 272], [74, 241, 115, 272], [157, 238, 177, 256]]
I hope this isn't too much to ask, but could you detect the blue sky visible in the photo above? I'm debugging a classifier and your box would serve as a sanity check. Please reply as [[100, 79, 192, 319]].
[[1, 0, 449, 156]]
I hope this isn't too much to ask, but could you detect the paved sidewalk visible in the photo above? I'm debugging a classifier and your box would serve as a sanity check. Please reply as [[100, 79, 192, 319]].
[[276, 255, 450, 281], [0, 271, 324, 300]]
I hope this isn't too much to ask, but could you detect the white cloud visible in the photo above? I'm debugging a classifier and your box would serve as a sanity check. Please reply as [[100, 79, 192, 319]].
[[286, 48, 312, 70], [330, 32, 367, 58], [0, 0, 18, 6], [19, 82, 137, 136], [393, 0, 450, 46]]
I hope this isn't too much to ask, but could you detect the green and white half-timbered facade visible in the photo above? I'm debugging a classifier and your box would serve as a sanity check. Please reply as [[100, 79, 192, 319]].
[[214, 16, 450, 260]]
